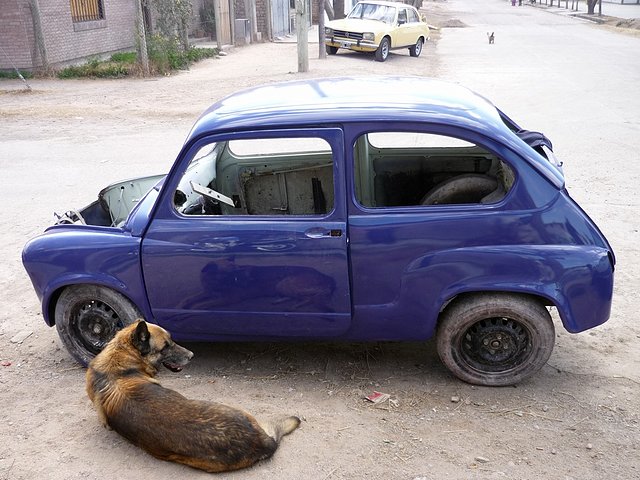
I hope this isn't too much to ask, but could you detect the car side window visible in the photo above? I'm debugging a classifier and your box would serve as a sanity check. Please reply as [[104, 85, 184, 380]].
[[353, 132, 514, 208], [174, 137, 334, 216], [398, 9, 407, 24], [407, 8, 419, 23]]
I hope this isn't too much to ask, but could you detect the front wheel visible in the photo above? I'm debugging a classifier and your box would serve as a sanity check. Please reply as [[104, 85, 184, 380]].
[[409, 38, 424, 57], [55, 285, 143, 366], [436, 293, 555, 386], [375, 37, 390, 62], [326, 45, 338, 55]]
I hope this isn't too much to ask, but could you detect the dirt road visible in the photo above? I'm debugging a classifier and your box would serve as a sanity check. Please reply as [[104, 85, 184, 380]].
[[1, 1, 639, 479]]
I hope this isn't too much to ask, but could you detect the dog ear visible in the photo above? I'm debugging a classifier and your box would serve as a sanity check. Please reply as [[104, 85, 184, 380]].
[[132, 321, 151, 356]]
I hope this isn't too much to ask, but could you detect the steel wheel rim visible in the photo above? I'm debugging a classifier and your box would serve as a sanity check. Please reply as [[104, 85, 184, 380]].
[[460, 317, 532, 373], [70, 300, 122, 354], [382, 40, 389, 59]]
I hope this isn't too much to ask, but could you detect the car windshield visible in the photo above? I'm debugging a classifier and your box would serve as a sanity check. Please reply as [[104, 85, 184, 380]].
[[348, 3, 396, 23]]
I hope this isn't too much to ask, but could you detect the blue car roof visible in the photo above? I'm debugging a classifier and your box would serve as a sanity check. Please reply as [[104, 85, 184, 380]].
[[187, 76, 502, 137], [185, 76, 564, 187]]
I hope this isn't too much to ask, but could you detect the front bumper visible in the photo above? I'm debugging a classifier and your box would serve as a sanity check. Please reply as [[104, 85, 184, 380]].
[[326, 37, 379, 53]]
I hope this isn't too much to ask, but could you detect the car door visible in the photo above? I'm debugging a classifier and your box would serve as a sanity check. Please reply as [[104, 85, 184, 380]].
[[346, 124, 523, 339], [405, 8, 425, 45], [395, 8, 412, 47], [141, 128, 352, 339]]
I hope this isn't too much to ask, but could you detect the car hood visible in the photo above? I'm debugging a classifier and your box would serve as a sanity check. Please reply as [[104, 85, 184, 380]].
[[326, 18, 391, 34]]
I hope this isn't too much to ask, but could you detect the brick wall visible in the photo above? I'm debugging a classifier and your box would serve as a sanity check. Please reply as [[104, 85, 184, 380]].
[[40, 0, 137, 66], [0, 0, 36, 70], [0, 0, 138, 70]]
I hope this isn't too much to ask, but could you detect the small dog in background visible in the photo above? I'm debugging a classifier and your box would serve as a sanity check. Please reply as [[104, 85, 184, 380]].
[[86, 320, 301, 473], [487, 32, 495, 44]]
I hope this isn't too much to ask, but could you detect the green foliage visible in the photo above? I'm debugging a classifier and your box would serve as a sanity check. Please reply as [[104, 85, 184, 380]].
[[0, 70, 33, 79], [110, 52, 137, 63], [186, 46, 217, 62], [146, 34, 217, 74], [57, 57, 132, 79], [151, 0, 193, 51], [55, 45, 217, 79]]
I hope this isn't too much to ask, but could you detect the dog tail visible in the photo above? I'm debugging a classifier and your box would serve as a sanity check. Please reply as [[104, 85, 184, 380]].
[[261, 416, 301, 443]]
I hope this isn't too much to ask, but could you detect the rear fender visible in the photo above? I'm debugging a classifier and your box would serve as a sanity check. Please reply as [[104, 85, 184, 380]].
[[406, 245, 614, 334]]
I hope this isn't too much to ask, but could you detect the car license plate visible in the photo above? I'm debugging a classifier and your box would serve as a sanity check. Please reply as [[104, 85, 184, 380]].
[[341, 42, 351, 48]]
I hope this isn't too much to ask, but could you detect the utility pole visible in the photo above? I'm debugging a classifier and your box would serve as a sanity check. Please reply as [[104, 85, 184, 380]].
[[296, 0, 309, 72], [319, 0, 326, 59]]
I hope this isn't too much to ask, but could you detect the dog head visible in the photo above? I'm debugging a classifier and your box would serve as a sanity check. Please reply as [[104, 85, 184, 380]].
[[130, 320, 194, 373]]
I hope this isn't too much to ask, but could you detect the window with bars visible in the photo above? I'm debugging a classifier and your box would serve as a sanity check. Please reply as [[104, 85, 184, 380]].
[[70, 0, 104, 22]]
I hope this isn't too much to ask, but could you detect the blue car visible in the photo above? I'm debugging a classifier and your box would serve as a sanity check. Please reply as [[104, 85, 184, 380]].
[[22, 77, 615, 386]]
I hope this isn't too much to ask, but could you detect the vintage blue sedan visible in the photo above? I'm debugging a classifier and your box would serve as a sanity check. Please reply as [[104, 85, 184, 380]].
[[22, 76, 615, 386]]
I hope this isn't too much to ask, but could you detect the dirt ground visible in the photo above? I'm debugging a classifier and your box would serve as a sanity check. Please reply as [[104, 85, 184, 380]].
[[1, 1, 639, 479]]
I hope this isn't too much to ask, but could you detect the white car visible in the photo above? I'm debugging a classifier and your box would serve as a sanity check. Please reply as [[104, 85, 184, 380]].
[[325, 1, 430, 62]]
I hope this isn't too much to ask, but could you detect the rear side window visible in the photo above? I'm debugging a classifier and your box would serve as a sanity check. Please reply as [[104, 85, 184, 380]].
[[353, 132, 514, 208]]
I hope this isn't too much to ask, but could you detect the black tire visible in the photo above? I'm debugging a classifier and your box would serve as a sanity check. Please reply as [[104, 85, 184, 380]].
[[326, 45, 338, 55], [375, 37, 390, 62], [54, 285, 143, 366], [409, 37, 424, 57], [436, 293, 555, 386]]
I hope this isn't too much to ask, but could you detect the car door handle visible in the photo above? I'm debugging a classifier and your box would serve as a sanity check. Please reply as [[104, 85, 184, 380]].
[[304, 227, 343, 238]]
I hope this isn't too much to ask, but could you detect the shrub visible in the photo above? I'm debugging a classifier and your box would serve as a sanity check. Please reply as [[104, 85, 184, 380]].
[[55, 45, 218, 79]]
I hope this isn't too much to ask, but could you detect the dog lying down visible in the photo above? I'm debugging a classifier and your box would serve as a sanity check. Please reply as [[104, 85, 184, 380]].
[[86, 320, 300, 473]]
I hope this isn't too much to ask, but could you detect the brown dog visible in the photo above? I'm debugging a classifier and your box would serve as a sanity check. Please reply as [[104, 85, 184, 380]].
[[86, 320, 300, 472]]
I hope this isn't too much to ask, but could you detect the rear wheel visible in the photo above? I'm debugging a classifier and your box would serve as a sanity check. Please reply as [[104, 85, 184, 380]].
[[326, 45, 338, 55], [55, 285, 143, 366], [375, 37, 390, 62], [436, 293, 555, 386], [409, 37, 424, 57]]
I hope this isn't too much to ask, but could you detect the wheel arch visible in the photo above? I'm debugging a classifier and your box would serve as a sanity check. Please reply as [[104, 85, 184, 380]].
[[439, 290, 553, 321], [42, 276, 149, 327]]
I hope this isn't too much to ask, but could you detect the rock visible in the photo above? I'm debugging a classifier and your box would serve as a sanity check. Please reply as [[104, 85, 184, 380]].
[[475, 456, 490, 463], [10, 331, 33, 344], [451, 396, 460, 403], [586, 443, 593, 450]]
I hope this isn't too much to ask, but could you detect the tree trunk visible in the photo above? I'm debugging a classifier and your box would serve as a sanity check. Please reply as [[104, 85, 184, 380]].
[[334, 0, 345, 19], [586, 0, 597, 14], [136, 0, 150, 76]]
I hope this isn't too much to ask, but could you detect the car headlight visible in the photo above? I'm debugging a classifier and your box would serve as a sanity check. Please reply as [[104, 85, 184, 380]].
[[362, 32, 375, 42], [325, 27, 333, 36]]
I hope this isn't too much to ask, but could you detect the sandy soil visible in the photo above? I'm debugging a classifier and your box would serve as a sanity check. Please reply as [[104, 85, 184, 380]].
[[1, 1, 639, 479]]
